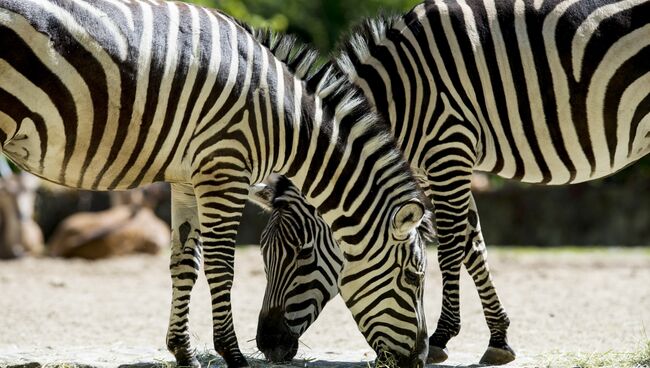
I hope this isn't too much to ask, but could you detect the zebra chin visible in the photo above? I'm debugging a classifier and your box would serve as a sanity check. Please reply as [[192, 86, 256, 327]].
[[256, 307, 300, 363]]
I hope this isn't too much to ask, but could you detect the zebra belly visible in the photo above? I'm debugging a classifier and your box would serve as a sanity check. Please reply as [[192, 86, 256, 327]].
[[1, 132, 186, 191], [475, 136, 650, 185], [0, 112, 188, 190]]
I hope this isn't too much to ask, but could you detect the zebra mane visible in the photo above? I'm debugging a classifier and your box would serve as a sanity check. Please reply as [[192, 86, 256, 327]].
[[229, 15, 392, 131], [335, 14, 404, 81], [232, 15, 435, 241], [334, 14, 437, 244], [241, 14, 408, 135]]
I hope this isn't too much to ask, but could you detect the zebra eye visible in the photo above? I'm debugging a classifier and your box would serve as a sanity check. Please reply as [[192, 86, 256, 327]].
[[297, 246, 312, 260], [404, 270, 421, 286], [296, 242, 314, 260]]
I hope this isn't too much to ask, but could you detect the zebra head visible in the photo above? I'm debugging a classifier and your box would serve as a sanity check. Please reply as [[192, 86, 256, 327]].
[[252, 175, 342, 362], [336, 195, 431, 367], [252, 176, 434, 366]]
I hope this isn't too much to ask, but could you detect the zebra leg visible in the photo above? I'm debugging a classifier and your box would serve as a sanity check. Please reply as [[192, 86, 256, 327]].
[[166, 184, 202, 368], [426, 168, 474, 363], [464, 194, 515, 365], [193, 175, 250, 367]]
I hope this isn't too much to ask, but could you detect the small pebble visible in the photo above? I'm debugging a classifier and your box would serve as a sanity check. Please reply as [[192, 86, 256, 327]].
[[48, 279, 66, 288]]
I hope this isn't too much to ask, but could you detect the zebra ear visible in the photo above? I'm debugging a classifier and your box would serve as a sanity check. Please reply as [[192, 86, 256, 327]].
[[392, 200, 425, 239], [248, 183, 275, 211]]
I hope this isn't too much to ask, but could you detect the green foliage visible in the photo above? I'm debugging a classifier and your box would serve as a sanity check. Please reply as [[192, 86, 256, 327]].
[[182, 0, 289, 30], [181, 0, 421, 52], [252, 0, 422, 52], [0, 154, 19, 177]]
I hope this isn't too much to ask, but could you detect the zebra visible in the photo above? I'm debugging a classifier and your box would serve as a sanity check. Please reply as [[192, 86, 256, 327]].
[[248, 175, 342, 362], [0, 0, 436, 367], [252, 0, 650, 365], [250, 174, 429, 363]]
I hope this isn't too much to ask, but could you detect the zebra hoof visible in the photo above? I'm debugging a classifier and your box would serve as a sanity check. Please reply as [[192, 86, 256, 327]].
[[175, 356, 201, 368], [479, 346, 516, 365], [427, 346, 449, 363]]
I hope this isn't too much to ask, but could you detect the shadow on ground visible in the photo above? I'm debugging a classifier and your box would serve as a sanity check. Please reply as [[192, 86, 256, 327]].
[[6, 355, 484, 368], [116, 360, 482, 368]]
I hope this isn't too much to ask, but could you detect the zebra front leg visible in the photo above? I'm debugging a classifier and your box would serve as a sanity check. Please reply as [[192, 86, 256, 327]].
[[166, 184, 202, 368], [463, 194, 515, 365], [428, 226, 465, 363], [193, 174, 250, 367]]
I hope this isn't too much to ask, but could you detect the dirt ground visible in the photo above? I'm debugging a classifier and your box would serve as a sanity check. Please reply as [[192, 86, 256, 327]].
[[0, 247, 649, 367]]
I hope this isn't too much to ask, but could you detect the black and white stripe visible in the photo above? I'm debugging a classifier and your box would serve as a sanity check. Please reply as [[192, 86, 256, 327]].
[[0, 1, 435, 367], [250, 175, 343, 362], [254, 0, 650, 365]]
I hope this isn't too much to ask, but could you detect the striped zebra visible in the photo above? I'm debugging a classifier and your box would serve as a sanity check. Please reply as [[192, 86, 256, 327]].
[[252, 0, 650, 365], [0, 0, 435, 367]]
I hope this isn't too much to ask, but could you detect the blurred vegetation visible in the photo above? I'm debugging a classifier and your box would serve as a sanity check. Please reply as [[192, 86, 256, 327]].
[[182, 0, 422, 52], [0, 155, 19, 177]]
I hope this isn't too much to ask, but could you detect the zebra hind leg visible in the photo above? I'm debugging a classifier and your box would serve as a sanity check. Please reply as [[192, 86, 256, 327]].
[[166, 184, 201, 368], [463, 195, 515, 365]]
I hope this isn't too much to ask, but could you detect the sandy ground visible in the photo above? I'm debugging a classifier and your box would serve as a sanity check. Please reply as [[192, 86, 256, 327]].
[[0, 247, 649, 367]]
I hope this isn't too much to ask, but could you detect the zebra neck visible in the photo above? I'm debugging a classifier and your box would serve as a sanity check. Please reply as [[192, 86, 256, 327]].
[[277, 99, 418, 245], [339, 5, 485, 166]]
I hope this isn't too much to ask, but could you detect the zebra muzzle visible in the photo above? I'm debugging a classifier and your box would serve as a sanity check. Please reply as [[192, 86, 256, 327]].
[[256, 307, 299, 363]]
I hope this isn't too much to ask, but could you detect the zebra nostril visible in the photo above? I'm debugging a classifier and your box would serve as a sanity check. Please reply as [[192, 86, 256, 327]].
[[258, 333, 298, 363], [256, 308, 299, 363], [265, 347, 290, 362]]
